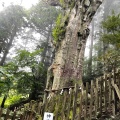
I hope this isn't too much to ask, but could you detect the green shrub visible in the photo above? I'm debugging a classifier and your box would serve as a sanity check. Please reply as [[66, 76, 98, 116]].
[[5, 94, 22, 107]]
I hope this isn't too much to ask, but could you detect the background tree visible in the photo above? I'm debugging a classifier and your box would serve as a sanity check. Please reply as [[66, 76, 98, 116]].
[[0, 49, 46, 108], [83, 0, 120, 81], [0, 0, 60, 108], [100, 12, 120, 71], [0, 5, 28, 65]]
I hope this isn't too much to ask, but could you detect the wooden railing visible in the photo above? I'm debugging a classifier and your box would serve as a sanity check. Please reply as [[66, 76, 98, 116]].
[[0, 69, 120, 120], [43, 69, 120, 120]]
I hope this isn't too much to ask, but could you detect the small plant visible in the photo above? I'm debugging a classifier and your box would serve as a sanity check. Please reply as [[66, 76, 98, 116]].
[[52, 14, 66, 44], [59, 0, 65, 7], [52, 14, 69, 45]]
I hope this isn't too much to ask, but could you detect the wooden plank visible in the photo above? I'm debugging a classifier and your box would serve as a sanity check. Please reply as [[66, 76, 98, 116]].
[[0, 107, 2, 117], [43, 91, 48, 115], [12, 111, 16, 120], [66, 88, 73, 120], [29, 111, 33, 120], [111, 78, 116, 116], [72, 84, 78, 120], [78, 90, 83, 120], [104, 74, 107, 112], [61, 90, 68, 120], [95, 79, 98, 118], [37, 102, 42, 114], [100, 77, 103, 116], [54, 93, 61, 120], [4, 109, 10, 120], [20, 114, 24, 120], [108, 74, 112, 108], [89, 80, 93, 120], [84, 82, 89, 119]]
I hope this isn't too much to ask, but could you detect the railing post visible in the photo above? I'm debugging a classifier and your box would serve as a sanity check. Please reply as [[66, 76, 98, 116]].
[[104, 74, 108, 112], [89, 80, 93, 120], [100, 76, 103, 116], [61, 89, 68, 120], [78, 89, 83, 120], [0, 107, 2, 117], [84, 82, 89, 119], [72, 84, 78, 120], [4, 109, 10, 120], [66, 88, 73, 120], [12, 111, 16, 120], [111, 70, 118, 116], [108, 73, 112, 110], [95, 79, 99, 118]]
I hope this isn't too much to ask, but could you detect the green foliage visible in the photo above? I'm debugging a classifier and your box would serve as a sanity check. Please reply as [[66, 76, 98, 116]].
[[101, 12, 120, 48], [0, 48, 47, 106], [52, 14, 69, 44], [15, 49, 43, 67], [28, 1, 60, 32], [5, 94, 22, 107], [0, 67, 13, 96], [102, 12, 120, 32], [52, 14, 65, 44], [100, 12, 120, 71]]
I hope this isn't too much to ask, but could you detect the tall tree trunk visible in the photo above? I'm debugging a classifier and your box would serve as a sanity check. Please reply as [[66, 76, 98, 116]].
[[0, 27, 16, 66], [45, 0, 104, 100], [41, 24, 53, 68]]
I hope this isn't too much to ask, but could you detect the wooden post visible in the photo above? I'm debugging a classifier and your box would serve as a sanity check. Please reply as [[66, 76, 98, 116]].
[[95, 79, 99, 118], [20, 114, 24, 120], [89, 80, 93, 120], [104, 74, 107, 112], [78, 90, 83, 120], [0, 107, 2, 117], [42, 91, 48, 116], [111, 72, 119, 116], [100, 77, 103, 116], [84, 82, 89, 119], [72, 84, 78, 120], [54, 93, 61, 120], [29, 111, 33, 120], [108, 73, 112, 109], [61, 90, 67, 120], [113, 70, 117, 115], [66, 88, 73, 120], [37, 102, 42, 115], [12, 111, 16, 120], [4, 109, 10, 120], [111, 78, 116, 116]]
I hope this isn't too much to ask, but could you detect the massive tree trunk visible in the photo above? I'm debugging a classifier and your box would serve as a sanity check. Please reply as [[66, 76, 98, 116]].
[[45, 0, 104, 99]]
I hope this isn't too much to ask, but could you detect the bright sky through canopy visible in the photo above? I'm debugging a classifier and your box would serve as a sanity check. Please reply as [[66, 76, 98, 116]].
[[0, 0, 39, 11]]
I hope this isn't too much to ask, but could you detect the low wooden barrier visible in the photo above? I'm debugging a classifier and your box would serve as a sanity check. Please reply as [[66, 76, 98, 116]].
[[0, 69, 120, 120], [44, 69, 120, 120]]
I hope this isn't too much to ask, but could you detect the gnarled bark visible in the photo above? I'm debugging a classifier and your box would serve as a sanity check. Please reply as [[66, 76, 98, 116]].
[[45, 0, 104, 99]]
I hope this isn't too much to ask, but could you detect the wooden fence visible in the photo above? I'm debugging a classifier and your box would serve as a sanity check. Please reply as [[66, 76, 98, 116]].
[[43, 69, 120, 120], [0, 69, 120, 120]]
